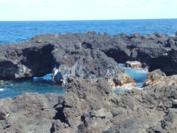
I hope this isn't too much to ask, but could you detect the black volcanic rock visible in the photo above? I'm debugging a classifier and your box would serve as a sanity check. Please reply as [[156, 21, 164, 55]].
[[0, 93, 64, 133], [53, 48, 122, 83], [1, 32, 177, 80], [0, 43, 55, 79], [0, 33, 125, 82], [0, 76, 177, 133]]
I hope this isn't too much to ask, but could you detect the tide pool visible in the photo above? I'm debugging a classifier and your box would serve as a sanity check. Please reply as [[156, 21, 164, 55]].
[[125, 68, 147, 87], [0, 74, 64, 99], [118, 63, 148, 88]]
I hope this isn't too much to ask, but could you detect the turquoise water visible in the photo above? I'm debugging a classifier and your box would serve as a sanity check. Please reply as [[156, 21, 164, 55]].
[[125, 68, 147, 87], [0, 74, 64, 99], [33, 73, 53, 82], [118, 64, 148, 87], [0, 19, 177, 44], [114, 64, 148, 94]]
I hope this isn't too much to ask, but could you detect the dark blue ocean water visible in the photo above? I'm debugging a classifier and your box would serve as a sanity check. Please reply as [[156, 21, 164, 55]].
[[0, 19, 177, 44]]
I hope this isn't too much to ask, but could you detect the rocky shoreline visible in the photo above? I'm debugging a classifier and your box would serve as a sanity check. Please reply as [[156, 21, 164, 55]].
[[1, 32, 177, 80], [0, 32, 177, 133]]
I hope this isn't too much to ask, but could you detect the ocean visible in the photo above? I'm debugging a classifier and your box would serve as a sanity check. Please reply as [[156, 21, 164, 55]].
[[0, 19, 177, 44]]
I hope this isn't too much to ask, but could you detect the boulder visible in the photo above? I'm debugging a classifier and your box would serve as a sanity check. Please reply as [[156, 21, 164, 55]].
[[0, 43, 55, 79], [52, 48, 123, 85], [0, 93, 64, 133], [144, 69, 166, 86]]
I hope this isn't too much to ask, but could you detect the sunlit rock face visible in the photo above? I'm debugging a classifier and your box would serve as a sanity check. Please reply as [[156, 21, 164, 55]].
[[143, 69, 166, 87], [144, 71, 177, 88], [108, 73, 136, 90], [125, 61, 147, 70]]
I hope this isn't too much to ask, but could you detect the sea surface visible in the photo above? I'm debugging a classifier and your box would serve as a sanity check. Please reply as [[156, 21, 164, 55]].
[[0, 19, 176, 98], [0, 19, 177, 44]]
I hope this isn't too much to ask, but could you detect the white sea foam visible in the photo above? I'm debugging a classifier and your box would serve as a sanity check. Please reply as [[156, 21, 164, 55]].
[[0, 88, 4, 91]]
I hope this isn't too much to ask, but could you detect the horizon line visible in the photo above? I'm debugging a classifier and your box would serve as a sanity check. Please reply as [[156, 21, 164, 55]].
[[0, 18, 177, 22]]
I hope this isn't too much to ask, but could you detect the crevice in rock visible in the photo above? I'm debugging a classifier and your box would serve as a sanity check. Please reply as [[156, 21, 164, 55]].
[[50, 123, 55, 133], [53, 102, 70, 126], [82, 42, 93, 49], [50, 102, 71, 133], [104, 49, 130, 63]]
